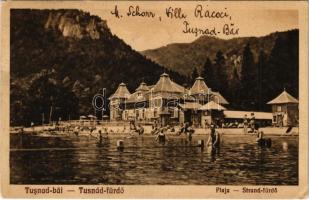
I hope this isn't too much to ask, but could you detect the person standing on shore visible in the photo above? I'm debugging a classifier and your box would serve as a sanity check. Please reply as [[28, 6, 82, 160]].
[[243, 114, 248, 134], [249, 113, 255, 133]]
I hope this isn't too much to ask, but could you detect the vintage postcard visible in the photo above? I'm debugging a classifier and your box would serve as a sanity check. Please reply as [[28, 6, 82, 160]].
[[0, 0, 308, 199]]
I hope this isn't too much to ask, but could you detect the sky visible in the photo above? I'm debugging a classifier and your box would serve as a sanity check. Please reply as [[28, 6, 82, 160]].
[[87, 2, 298, 51]]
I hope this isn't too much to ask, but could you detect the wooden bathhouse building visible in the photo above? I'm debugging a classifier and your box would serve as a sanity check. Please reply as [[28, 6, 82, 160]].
[[267, 90, 299, 127], [109, 73, 229, 126], [108, 82, 131, 121]]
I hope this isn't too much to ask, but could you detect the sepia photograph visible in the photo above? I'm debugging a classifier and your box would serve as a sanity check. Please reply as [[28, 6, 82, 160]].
[[1, 1, 308, 198]]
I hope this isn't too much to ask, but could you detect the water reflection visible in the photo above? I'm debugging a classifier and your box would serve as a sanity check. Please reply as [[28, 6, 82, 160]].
[[10, 134, 298, 185], [210, 147, 220, 162], [282, 142, 289, 151]]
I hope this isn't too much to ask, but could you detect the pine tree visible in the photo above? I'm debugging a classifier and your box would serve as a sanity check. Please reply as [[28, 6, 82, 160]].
[[201, 57, 216, 89], [191, 67, 199, 84], [257, 50, 268, 110], [228, 67, 241, 109], [240, 43, 257, 110], [185, 75, 191, 88], [24, 74, 79, 125], [267, 34, 299, 99], [214, 50, 227, 95]]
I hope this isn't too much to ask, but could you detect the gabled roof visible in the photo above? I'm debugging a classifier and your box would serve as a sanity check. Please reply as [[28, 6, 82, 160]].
[[267, 90, 298, 104], [190, 77, 209, 95], [199, 101, 227, 110], [179, 102, 202, 110], [127, 91, 147, 103], [151, 73, 184, 93], [125, 82, 150, 102], [136, 82, 149, 92], [211, 91, 229, 105], [109, 82, 131, 100]]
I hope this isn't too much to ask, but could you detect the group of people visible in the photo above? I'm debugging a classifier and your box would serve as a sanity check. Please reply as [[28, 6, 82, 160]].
[[69, 114, 273, 149], [177, 122, 195, 141], [129, 120, 144, 135], [150, 121, 221, 148], [71, 126, 109, 145], [243, 114, 272, 147], [149, 122, 195, 144], [74, 118, 272, 149], [243, 113, 256, 134]]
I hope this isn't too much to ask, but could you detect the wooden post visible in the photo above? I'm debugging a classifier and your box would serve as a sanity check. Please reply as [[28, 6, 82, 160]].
[[49, 105, 53, 124], [42, 113, 44, 125]]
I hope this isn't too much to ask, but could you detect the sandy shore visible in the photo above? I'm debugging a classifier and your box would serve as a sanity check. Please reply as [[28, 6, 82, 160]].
[[12, 124, 299, 136], [194, 127, 298, 136]]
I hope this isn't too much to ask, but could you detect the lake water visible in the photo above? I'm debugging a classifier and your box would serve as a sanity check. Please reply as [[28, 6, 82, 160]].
[[10, 133, 298, 185]]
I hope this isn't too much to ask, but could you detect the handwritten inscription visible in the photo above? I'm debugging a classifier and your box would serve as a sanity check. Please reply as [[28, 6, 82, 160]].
[[127, 6, 155, 18], [166, 7, 187, 19], [110, 4, 240, 37], [183, 21, 217, 37], [111, 5, 121, 18], [111, 5, 155, 18], [194, 5, 231, 20], [223, 23, 239, 35]]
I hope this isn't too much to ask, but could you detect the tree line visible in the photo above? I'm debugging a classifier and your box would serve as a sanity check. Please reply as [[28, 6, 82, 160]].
[[190, 32, 298, 111]]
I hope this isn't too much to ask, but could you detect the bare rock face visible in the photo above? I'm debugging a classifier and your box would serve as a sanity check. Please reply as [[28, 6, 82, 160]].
[[44, 10, 108, 40], [86, 18, 100, 40]]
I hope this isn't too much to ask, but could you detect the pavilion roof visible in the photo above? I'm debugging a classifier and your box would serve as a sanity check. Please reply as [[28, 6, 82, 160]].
[[109, 82, 131, 100], [190, 77, 209, 95], [211, 91, 229, 105], [136, 82, 149, 92], [199, 101, 227, 110], [126, 91, 147, 103], [151, 73, 185, 93], [267, 90, 298, 104]]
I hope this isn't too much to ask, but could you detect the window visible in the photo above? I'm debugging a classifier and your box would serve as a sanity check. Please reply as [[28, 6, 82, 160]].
[[277, 105, 282, 112], [173, 108, 179, 118], [136, 110, 139, 118]]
